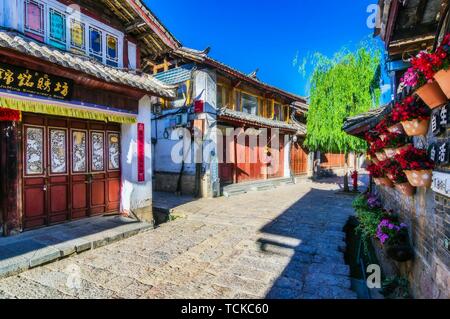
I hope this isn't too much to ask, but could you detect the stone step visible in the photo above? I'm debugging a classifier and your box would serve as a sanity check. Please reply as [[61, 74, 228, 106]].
[[222, 177, 294, 197]]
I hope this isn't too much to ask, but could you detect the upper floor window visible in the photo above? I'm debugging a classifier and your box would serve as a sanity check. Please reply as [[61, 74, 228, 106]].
[[273, 103, 284, 121], [18, 0, 125, 68], [217, 84, 231, 108], [241, 93, 258, 115], [49, 8, 66, 50], [24, 0, 45, 42], [89, 27, 103, 62], [106, 35, 119, 67]]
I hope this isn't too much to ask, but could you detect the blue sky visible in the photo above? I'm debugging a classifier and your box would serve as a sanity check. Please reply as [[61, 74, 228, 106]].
[[146, 0, 384, 99]]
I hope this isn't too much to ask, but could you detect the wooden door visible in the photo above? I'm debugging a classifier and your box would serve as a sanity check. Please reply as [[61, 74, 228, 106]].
[[22, 114, 121, 230], [291, 142, 308, 175], [268, 134, 285, 178], [219, 135, 234, 184]]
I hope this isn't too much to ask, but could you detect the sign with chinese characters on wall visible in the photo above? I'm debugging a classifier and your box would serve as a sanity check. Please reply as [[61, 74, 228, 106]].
[[0, 62, 73, 100], [432, 104, 449, 136], [137, 123, 145, 182], [432, 171, 450, 197]]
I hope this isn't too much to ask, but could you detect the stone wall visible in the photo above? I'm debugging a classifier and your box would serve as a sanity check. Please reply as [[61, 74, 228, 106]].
[[376, 109, 450, 298], [153, 171, 196, 195]]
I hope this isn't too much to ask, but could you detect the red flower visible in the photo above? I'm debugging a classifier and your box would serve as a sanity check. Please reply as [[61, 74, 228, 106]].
[[394, 145, 435, 170], [392, 95, 430, 122], [367, 163, 386, 178]]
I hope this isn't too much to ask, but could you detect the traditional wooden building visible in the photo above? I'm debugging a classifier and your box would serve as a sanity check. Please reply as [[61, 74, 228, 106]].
[[0, 0, 178, 236], [148, 46, 309, 197], [344, 0, 449, 299]]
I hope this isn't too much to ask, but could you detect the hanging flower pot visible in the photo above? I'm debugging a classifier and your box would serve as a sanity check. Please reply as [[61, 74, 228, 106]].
[[380, 134, 387, 141], [395, 144, 413, 155], [376, 152, 387, 161], [394, 182, 416, 196], [384, 148, 397, 159], [378, 177, 394, 188], [404, 170, 433, 188], [385, 242, 414, 262], [415, 81, 447, 109], [433, 69, 450, 99], [387, 123, 405, 134], [401, 119, 429, 136]]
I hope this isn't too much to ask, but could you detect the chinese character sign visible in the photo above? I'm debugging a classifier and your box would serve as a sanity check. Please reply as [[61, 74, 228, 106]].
[[0, 62, 73, 100], [137, 123, 145, 182]]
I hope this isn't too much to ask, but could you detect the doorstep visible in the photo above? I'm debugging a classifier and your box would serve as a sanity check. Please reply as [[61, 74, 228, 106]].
[[0, 215, 152, 279]]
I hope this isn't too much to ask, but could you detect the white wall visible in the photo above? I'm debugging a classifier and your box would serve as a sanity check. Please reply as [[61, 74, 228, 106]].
[[1, 0, 24, 31], [120, 95, 153, 213], [284, 135, 291, 178]]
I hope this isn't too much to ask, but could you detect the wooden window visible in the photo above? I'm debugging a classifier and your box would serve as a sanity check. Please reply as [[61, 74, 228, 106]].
[[106, 35, 119, 67], [49, 8, 66, 50], [107, 132, 120, 171], [217, 85, 231, 108], [273, 103, 284, 121], [241, 92, 258, 115], [70, 19, 86, 53], [49, 128, 67, 175], [24, 126, 45, 176], [89, 27, 103, 62], [266, 99, 274, 119], [91, 131, 105, 172], [24, 0, 45, 42], [72, 130, 87, 173]]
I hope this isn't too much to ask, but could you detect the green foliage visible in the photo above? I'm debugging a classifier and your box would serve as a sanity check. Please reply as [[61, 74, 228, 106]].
[[304, 42, 382, 153], [382, 276, 411, 299]]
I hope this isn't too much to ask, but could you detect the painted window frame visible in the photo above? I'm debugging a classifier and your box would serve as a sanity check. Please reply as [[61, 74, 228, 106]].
[[24, 0, 45, 41], [89, 26, 103, 62], [48, 7, 66, 49], [106, 34, 119, 67], [20, 0, 125, 68]]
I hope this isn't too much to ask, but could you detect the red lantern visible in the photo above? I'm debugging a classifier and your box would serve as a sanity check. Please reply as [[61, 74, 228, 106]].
[[0, 108, 21, 121]]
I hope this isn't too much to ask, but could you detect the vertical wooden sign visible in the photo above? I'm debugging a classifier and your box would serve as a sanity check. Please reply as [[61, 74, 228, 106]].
[[137, 123, 145, 182]]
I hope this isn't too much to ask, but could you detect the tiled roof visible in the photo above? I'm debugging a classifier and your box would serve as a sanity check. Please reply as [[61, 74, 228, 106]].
[[343, 105, 392, 137], [154, 64, 195, 85], [0, 31, 176, 98], [218, 108, 306, 135], [173, 47, 308, 104]]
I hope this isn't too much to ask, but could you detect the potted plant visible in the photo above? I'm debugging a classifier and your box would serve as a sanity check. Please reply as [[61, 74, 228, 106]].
[[380, 159, 416, 196], [367, 163, 393, 188], [395, 145, 435, 188], [378, 115, 404, 135], [406, 51, 447, 108], [392, 96, 431, 136], [382, 132, 409, 158], [376, 218, 414, 262], [370, 139, 387, 161], [432, 34, 450, 98]]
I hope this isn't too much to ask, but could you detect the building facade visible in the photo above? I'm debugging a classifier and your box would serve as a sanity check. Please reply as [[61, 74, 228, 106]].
[[148, 47, 309, 197], [0, 0, 178, 235]]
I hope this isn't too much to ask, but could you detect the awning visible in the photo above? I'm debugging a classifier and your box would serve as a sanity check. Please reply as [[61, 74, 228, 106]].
[[0, 91, 137, 124]]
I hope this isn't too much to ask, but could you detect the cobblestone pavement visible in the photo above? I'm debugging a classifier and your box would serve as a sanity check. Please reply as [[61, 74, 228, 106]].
[[0, 179, 358, 299]]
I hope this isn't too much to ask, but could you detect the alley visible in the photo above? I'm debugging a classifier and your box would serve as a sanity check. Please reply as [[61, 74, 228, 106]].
[[0, 179, 357, 299]]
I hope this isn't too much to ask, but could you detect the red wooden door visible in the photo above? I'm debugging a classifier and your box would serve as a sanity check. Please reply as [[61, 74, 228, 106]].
[[219, 135, 234, 184], [22, 114, 121, 230], [268, 134, 285, 178], [291, 142, 308, 175]]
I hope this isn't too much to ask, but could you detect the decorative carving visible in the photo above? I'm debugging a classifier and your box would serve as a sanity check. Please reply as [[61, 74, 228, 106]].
[[25, 127, 44, 175], [50, 129, 66, 174]]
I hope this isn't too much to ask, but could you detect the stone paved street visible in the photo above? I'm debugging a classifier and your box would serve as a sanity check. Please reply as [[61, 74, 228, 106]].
[[0, 179, 358, 299]]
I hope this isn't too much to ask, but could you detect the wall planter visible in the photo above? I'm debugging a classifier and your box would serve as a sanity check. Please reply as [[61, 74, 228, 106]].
[[384, 148, 397, 159], [387, 123, 405, 134], [433, 69, 450, 99], [394, 182, 416, 196], [395, 144, 413, 155], [376, 152, 388, 161], [375, 177, 394, 188], [404, 170, 433, 188], [401, 119, 429, 136], [385, 242, 414, 262], [415, 81, 447, 109]]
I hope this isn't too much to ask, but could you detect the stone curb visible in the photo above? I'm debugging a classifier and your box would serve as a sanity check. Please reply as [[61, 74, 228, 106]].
[[0, 223, 152, 280]]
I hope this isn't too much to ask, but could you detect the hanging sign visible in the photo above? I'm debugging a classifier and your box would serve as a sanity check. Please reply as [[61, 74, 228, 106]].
[[432, 171, 450, 197], [429, 142, 450, 165], [137, 123, 145, 182], [432, 112, 441, 136], [0, 62, 73, 100], [439, 104, 449, 127], [429, 143, 438, 163]]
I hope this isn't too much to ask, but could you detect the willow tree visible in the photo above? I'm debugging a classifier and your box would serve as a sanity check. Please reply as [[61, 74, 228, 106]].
[[305, 45, 381, 191]]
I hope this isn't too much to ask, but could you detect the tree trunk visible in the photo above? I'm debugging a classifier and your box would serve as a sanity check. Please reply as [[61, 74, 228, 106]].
[[343, 152, 350, 192]]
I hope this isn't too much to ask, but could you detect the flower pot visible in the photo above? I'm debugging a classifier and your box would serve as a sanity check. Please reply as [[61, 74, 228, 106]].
[[371, 158, 379, 164], [387, 123, 405, 134], [395, 144, 412, 155], [380, 134, 387, 141], [374, 178, 381, 186], [385, 242, 414, 262], [375, 152, 387, 161], [404, 170, 433, 188], [433, 69, 450, 99], [377, 177, 394, 188], [395, 182, 416, 196], [401, 119, 429, 136], [384, 148, 397, 159], [415, 81, 447, 109]]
